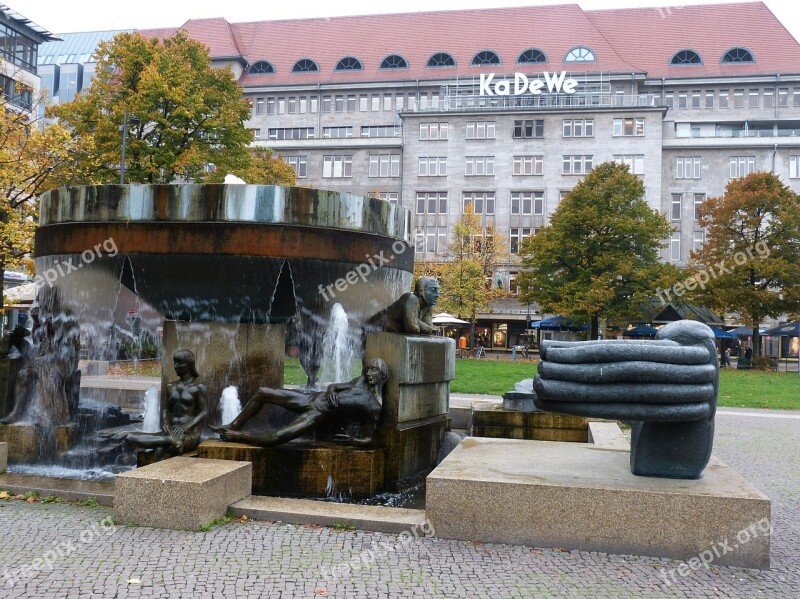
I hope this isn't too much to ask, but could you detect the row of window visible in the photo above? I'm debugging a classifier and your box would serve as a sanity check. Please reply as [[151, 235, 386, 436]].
[[414, 190, 571, 217], [670, 192, 706, 221], [253, 91, 443, 115], [670, 231, 707, 262], [251, 125, 401, 140], [0, 23, 38, 73], [247, 47, 597, 77], [666, 87, 800, 110]]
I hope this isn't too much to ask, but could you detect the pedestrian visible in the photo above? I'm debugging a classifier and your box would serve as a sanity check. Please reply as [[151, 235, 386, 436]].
[[724, 347, 731, 368], [745, 346, 753, 361]]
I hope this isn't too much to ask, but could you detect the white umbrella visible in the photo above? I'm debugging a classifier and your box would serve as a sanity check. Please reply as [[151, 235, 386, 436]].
[[432, 313, 469, 326]]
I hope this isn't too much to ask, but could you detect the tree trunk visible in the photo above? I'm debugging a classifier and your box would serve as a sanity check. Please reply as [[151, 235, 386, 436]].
[[590, 315, 600, 341], [469, 319, 476, 352], [753, 321, 761, 356]]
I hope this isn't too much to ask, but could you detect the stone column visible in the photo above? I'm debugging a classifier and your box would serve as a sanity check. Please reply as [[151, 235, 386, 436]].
[[365, 332, 455, 487]]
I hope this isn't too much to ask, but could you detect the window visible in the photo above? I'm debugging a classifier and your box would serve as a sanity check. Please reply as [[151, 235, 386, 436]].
[[321, 96, 331, 112], [691, 91, 701, 109], [288, 97, 297, 114], [463, 192, 495, 215], [284, 156, 307, 178], [565, 47, 595, 62], [416, 192, 448, 214], [277, 97, 286, 114], [749, 89, 759, 108], [255, 97, 264, 115], [613, 117, 645, 136], [665, 92, 674, 108], [517, 48, 547, 64], [383, 93, 392, 111], [558, 190, 570, 204], [722, 48, 755, 63], [472, 50, 500, 66], [249, 128, 261, 140], [419, 122, 448, 140], [361, 125, 401, 138], [0, 24, 38, 71], [369, 153, 401, 178], [418, 157, 447, 177], [670, 232, 681, 261], [671, 194, 682, 221], [670, 50, 702, 65], [676, 157, 701, 179], [719, 90, 730, 108], [249, 60, 275, 74], [396, 95, 404, 110], [465, 156, 495, 176], [562, 155, 593, 175], [513, 119, 544, 138], [310, 96, 318, 113], [730, 156, 756, 178], [733, 89, 744, 109], [763, 89, 774, 109], [466, 121, 496, 140], [299, 97, 307, 113], [513, 155, 543, 176], [694, 194, 705, 220], [379, 192, 399, 204], [267, 127, 315, 140], [510, 191, 544, 215], [427, 52, 456, 67], [678, 92, 687, 109], [267, 98, 275, 114], [705, 91, 715, 108], [380, 54, 408, 69], [562, 119, 593, 137], [335, 57, 362, 71], [790, 156, 800, 179], [334, 95, 344, 112], [292, 58, 319, 73], [510, 228, 532, 254], [614, 154, 645, 175], [323, 155, 353, 178], [422, 227, 448, 254], [693, 231, 705, 251], [322, 126, 353, 139], [359, 95, 368, 111], [778, 88, 789, 107], [371, 94, 380, 111], [347, 95, 356, 111]]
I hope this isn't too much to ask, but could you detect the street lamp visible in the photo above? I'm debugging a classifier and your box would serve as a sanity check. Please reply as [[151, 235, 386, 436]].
[[119, 111, 140, 184]]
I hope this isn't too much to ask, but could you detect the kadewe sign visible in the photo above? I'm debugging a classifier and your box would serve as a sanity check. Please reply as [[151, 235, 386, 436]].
[[479, 72, 579, 96]]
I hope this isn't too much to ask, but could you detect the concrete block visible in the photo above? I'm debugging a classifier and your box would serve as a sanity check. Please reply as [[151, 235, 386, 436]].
[[589, 421, 630, 450], [0, 441, 6, 473], [114, 457, 252, 530], [427, 438, 770, 569]]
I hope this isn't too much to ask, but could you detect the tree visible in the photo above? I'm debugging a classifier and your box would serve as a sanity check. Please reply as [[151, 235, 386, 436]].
[[434, 204, 509, 346], [206, 148, 296, 186], [0, 86, 77, 305], [50, 31, 254, 184], [690, 172, 800, 355], [518, 161, 677, 340]]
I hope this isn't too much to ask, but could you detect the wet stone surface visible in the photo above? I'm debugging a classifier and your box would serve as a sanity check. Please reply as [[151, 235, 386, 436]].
[[0, 408, 798, 598]]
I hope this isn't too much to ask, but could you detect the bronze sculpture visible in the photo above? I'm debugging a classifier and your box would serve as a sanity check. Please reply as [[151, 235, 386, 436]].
[[126, 349, 208, 457], [212, 358, 388, 447], [533, 320, 718, 479], [367, 276, 440, 335]]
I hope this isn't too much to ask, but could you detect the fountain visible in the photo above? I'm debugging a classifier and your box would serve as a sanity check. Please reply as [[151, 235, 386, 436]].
[[0, 184, 456, 498], [218, 386, 241, 426]]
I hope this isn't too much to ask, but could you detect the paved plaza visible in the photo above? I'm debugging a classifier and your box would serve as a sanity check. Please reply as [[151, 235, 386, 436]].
[[1, 407, 798, 598]]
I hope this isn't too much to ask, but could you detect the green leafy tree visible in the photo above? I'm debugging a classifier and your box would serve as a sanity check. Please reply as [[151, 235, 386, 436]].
[[206, 148, 296, 185], [50, 31, 254, 184], [518, 161, 677, 339], [690, 172, 800, 355]]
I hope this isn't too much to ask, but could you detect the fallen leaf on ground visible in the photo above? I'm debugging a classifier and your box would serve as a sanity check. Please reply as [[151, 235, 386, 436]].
[[314, 588, 329, 596], [127, 579, 141, 585], [0, 492, 9, 499], [26, 497, 37, 503]]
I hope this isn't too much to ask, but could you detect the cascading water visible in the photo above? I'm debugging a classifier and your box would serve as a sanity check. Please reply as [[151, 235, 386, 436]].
[[318, 303, 358, 384], [219, 386, 242, 425], [141, 386, 161, 433]]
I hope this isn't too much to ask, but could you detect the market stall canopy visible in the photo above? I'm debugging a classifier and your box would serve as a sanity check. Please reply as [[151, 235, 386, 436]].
[[763, 322, 800, 337], [529, 316, 589, 332], [709, 327, 737, 339], [728, 326, 768, 337], [622, 325, 659, 338], [432, 313, 470, 326]]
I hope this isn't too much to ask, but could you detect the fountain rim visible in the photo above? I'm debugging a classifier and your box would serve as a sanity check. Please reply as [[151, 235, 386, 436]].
[[38, 184, 412, 244]]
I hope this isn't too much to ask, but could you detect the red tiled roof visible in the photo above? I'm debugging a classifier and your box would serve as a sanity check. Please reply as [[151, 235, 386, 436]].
[[135, 2, 800, 86], [587, 2, 800, 79]]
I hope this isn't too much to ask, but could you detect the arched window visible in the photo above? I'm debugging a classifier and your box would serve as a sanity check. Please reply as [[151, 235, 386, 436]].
[[380, 54, 408, 69], [670, 50, 702, 65], [335, 56, 363, 71], [471, 50, 500, 66], [517, 48, 547, 65], [292, 58, 319, 73], [721, 48, 755, 63], [426, 52, 456, 68], [248, 60, 275, 74], [565, 47, 595, 63]]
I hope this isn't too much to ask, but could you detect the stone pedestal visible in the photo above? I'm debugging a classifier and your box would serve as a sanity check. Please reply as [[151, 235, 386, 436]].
[[365, 332, 455, 486], [114, 456, 252, 530], [0, 441, 7, 473], [427, 438, 771, 569], [0, 423, 77, 462], [162, 321, 285, 425], [471, 404, 588, 442], [197, 439, 384, 498]]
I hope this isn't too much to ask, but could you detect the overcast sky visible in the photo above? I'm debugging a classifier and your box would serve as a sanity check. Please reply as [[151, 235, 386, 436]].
[[15, 0, 800, 43]]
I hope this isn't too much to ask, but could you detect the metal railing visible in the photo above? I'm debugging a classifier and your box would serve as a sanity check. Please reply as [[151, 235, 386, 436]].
[[405, 94, 660, 113]]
